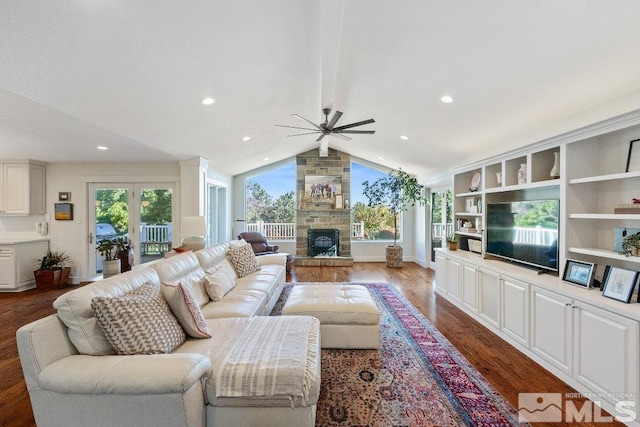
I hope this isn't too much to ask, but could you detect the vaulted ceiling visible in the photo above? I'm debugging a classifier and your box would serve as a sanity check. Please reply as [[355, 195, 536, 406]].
[[2, 1, 640, 178]]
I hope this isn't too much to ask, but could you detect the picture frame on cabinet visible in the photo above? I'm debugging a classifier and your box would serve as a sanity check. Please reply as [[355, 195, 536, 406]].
[[562, 259, 596, 288], [601, 266, 639, 303], [465, 197, 475, 212]]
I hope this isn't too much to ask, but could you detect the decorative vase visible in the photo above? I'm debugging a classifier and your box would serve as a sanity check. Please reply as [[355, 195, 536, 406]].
[[385, 244, 403, 268], [549, 151, 560, 179], [496, 172, 502, 185], [632, 247, 639, 257], [517, 163, 527, 185], [102, 259, 121, 278]]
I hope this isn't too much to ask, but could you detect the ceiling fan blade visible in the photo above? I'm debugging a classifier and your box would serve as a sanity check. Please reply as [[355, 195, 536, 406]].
[[287, 131, 322, 137], [292, 114, 323, 131], [326, 110, 343, 130], [334, 130, 376, 134], [275, 124, 319, 131], [316, 134, 326, 142], [332, 118, 375, 131], [331, 133, 352, 141]]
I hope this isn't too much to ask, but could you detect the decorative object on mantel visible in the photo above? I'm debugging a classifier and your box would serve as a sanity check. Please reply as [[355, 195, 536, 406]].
[[517, 163, 527, 184], [549, 151, 560, 179], [469, 171, 481, 192], [614, 198, 640, 214], [362, 168, 427, 267]]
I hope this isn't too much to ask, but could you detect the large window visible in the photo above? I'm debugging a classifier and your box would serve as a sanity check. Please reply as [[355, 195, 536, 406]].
[[245, 162, 295, 240], [351, 162, 401, 241]]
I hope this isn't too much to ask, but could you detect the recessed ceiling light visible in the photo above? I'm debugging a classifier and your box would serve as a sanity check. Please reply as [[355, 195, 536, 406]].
[[201, 97, 215, 105], [400, 135, 408, 141], [263, 157, 270, 161], [378, 156, 385, 160], [441, 95, 454, 103], [97, 146, 109, 150], [242, 136, 251, 142]]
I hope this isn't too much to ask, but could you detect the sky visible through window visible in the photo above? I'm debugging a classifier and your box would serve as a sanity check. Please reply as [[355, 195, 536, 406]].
[[253, 161, 386, 204]]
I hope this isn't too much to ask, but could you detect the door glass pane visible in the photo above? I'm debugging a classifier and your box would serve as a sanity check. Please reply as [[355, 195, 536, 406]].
[[139, 188, 173, 263], [94, 187, 130, 274]]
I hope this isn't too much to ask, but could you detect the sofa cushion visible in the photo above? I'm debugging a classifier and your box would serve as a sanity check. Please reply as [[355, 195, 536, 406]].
[[204, 265, 236, 301], [227, 242, 261, 278], [200, 290, 267, 318], [161, 281, 211, 338], [53, 266, 161, 355], [151, 252, 209, 308], [91, 282, 186, 355]]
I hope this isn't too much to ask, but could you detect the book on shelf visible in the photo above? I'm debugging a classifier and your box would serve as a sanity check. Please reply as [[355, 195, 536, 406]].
[[614, 204, 640, 214], [459, 227, 477, 233]]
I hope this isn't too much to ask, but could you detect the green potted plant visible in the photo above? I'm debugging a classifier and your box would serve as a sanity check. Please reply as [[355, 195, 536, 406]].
[[96, 237, 128, 277], [362, 168, 427, 267], [446, 233, 458, 251], [34, 250, 71, 290], [622, 232, 640, 256]]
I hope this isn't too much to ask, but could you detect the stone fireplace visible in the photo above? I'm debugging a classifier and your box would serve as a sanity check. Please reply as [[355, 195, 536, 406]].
[[307, 229, 340, 256], [294, 148, 353, 266]]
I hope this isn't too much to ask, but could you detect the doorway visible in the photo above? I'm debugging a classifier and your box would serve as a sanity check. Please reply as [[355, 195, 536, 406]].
[[430, 186, 453, 265], [89, 183, 175, 276]]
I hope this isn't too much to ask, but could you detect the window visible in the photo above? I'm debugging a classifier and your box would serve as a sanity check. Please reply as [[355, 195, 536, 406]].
[[351, 162, 401, 241], [245, 162, 295, 240]]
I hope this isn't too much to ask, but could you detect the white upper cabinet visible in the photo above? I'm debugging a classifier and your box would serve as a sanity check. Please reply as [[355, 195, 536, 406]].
[[0, 161, 46, 215]]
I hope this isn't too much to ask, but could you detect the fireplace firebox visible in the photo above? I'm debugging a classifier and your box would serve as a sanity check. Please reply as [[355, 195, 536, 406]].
[[307, 229, 339, 257]]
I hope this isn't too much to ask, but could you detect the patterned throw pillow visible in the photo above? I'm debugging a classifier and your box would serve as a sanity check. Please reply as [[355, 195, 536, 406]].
[[226, 242, 261, 278], [91, 282, 186, 355], [204, 265, 236, 301], [161, 281, 211, 338]]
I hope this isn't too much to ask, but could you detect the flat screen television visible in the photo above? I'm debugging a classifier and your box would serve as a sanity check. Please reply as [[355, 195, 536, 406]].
[[485, 199, 559, 273]]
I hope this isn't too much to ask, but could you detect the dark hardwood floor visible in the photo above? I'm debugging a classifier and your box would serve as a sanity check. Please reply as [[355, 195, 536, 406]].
[[2, 262, 619, 426]]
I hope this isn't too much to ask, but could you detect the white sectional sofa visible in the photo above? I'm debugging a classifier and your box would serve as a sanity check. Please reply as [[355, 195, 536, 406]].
[[16, 241, 321, 427]]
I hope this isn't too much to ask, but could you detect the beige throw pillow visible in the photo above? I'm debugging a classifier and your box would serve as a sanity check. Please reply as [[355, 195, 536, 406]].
[[161, 281, 211, 338], [226, 241, 261, 278], [91, 281, 186, 355], [204, 265, 236, 301]]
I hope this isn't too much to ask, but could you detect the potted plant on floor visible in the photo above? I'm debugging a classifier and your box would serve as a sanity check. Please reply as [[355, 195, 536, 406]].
[[362, 168, 427, 267], [34, 250, 71, 290], [96, 237, 129, 277]]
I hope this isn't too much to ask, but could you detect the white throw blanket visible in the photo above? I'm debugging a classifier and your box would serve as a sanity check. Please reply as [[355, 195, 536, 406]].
[[215, 316, 319, 406]]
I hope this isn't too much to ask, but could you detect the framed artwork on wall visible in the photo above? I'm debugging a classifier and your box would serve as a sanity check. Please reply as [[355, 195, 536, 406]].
[[54, 203, 73, 220], [304, 175, 342, 201]]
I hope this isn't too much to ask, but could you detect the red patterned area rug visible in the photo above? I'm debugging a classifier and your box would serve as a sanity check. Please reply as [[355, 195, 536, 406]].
[[271, 282, 526, 427]]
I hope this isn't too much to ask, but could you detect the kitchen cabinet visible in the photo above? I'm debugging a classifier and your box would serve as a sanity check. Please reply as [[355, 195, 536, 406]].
[[0, 240, 49, 291], [0, 161, 46, 215]]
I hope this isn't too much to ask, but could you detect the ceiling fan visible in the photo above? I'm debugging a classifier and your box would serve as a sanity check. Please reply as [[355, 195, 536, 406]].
[[276, 108, 375, 141]]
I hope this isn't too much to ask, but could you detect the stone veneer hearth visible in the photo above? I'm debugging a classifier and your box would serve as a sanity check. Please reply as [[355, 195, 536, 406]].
[[295, 148, 353, 266]]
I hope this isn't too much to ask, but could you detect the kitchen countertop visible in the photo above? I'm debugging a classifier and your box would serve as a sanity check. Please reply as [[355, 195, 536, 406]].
[[0, 234, 49, 244]]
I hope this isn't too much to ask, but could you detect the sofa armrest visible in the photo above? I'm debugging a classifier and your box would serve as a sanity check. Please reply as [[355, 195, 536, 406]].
[[38, 353, 211, 395], [265, 244, 279, 252], [258, 253, 286, 267]]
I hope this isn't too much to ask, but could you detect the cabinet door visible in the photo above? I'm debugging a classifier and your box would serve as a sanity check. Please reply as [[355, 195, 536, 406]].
[[16, 242, 49, 287], [0, 246, 15, 288], [435, 253, 448, 295], [3, 164, 30, 214], [447, 257, 461, 303], [28, 164, 46, 215], [478, 268, 501, 328], [0, 165, 4, 213], [574, 301, 639, 405], [531, 287, 573, 375], [501, 276, 530, 347], [461, 262, 479, 314]]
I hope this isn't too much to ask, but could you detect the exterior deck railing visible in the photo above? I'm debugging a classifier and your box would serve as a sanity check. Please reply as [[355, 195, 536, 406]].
[[246, 221, 366, 240]]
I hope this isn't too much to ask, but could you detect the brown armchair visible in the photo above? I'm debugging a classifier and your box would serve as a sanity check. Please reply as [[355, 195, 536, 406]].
[[237, 231, 292, 272], [237, 232, 279, 255]]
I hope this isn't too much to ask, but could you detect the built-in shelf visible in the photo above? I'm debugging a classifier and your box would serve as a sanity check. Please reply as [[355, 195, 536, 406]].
[[569, 213, 640, 220], [568, 170, 640, 184], [455, 212, 482, 217], [483, 180, 560, 194], [456, 231, 482, 238], [568, 247, 640, 264]]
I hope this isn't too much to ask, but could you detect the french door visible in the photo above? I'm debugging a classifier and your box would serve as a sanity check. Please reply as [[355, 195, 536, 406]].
[[89, 183, 175, 276], [430, 186, 453, 265]]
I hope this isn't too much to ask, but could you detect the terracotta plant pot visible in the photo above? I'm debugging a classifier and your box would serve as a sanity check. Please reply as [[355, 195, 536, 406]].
[[386, 244, 403, 268], [448, 241, 458, 251], [33, 267, 71, 290]]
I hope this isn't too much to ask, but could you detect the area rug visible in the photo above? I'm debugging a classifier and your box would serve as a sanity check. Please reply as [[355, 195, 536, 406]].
[[271, 282, 525, 427]]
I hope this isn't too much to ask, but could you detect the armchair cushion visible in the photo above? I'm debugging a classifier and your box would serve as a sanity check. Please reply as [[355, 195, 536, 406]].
[[237, 232, 279, 255]]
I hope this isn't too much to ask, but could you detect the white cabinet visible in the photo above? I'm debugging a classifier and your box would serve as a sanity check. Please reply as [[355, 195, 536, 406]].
[[573, 301, 639, 406], [501, 276, 530, 347], [478, 267, 501, 328], [0, 162, 46, 215], [531, 286, 573, 375], [435, 252, 448, 295], [0, 241, 49, 291], [447, 257, 462, 303], [461, 262, 479, 314]]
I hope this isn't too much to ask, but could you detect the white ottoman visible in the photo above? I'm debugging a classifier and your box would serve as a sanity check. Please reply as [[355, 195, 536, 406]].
[[283, 284, 380, 349]]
